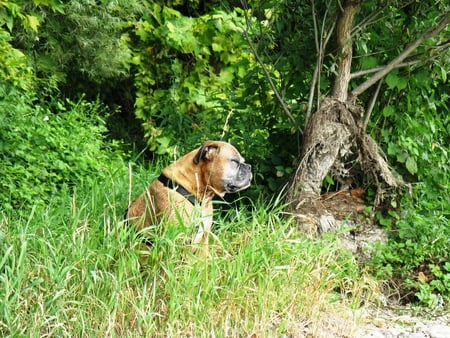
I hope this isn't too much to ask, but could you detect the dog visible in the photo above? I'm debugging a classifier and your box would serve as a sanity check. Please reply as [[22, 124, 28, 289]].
[[126, 140, 252, 255]]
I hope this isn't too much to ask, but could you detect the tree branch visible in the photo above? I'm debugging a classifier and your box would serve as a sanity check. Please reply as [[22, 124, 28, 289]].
[[306, 0, 320, 125], [306, 0, 334, 125], [350, 13, 450, 98], [240, 0, 299, 130], [350, 60, 422, 79], [363, 79, 382, 131]]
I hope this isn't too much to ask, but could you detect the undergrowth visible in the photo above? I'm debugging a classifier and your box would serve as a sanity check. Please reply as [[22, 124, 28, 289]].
[[369, 187, 450, 308], [0, 166, 376, 337]]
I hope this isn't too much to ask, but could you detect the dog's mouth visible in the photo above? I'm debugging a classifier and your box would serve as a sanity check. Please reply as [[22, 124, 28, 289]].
[[225, 182, 250, 193], [224, 175, 252, 193]]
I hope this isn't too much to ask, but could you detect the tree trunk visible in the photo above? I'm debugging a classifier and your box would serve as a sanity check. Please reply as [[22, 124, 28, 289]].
[[284, 4, 449, 233], [287, 0, 359, 197], [286, 0, 401, 233], [331, 0, 358, 101]]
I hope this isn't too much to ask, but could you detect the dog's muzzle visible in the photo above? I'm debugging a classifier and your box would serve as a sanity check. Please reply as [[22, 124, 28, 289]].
[[225, 163, 252, 193]]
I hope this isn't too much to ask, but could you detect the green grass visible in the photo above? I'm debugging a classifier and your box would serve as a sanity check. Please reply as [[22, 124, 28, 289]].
[[0, 166, 377, 337]]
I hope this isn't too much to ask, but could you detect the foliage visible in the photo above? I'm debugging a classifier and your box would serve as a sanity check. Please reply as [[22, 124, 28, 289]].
[[130, 3, 299, 194], [132, 6, 250, 152], [0, 1, 133, 214], [0, 84, 124, 213], [10, 0, 137, 98], [0, 29, 34, 90], [0, 174, 376, 336], [128, 0, 450, 306], [0, 0, 449, 311], [369, 195, 450, 307], [0, 0, 37, 90], [365, 27, 450, 305]]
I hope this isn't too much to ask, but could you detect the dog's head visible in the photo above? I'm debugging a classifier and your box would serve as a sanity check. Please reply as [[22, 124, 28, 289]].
[[193, 141, 252, 196]]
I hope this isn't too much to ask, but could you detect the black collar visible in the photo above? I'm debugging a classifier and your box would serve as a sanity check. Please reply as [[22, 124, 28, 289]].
[[158, 174, 197, 206]]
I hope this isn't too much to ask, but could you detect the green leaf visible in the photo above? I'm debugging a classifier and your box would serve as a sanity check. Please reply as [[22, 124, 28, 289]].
[[385, 72, 407, 90], [397, 77, 408, 90], [405, 156, 418, 175], [211, 42, 223, 52], [385, 73, 398, 89], [376, 211, 392, 227], [382, 106, 395, 117], [387, 143, 397, 155], [218, 68, 234, 84], [396, 151, 408, 163], [441, 66, 447, 82], [25, 15, 40, 32], [361, 56, 377, 70]]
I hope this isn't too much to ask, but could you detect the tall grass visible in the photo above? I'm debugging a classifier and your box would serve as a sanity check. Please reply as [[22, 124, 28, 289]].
[[0, 165, 377, 337]]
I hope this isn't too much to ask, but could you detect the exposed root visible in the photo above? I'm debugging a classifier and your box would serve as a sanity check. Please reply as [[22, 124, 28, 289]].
[[287, 97, 403, 234]]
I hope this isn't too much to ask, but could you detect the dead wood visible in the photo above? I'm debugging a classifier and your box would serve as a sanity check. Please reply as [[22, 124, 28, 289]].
[[287, 98, 403, 233]]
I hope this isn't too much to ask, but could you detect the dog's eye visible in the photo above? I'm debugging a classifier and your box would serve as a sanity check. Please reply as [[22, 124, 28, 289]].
[[231, 159, 240, 168]]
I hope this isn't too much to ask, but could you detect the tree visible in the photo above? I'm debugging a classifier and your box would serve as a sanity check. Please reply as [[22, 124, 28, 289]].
[[277, 1, 450, 232], [243, 2, 450, 301], [10, 0, 138, 100], [129, 0, 302, 194]]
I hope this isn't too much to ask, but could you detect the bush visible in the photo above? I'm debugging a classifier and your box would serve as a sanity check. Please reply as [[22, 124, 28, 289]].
[[0, 28, 35, 91], [0, 84, 125, 213], [11, 0, 136, 92], [367, 64, 450, 307], [131, 5, 299, 195], [369, 193, 450, 307]]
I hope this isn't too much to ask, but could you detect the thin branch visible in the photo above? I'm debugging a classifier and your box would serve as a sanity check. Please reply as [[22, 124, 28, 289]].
[[350, 13, 450, 98], [312, 0, 320, 52], [240, 0, 299, 130], [317, 0, 335, 108], [363, 79, 382, 132], [351, 38, 450, 79], [306, 64, 320, 126], [350, 4, 387, 38], [306, 0, 335, 125], [220, 109, 234, 140], [351, 1, 416, 39], [306, 0, 320, 125], [432, 38, 450, 50], [350, 60, 422, 79]]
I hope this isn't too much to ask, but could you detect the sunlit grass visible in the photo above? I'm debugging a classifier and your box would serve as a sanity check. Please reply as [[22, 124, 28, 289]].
[[0, 166, 377, 337]]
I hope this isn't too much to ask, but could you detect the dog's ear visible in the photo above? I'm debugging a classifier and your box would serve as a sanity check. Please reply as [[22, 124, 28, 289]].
[[193, 141, 220, 164]]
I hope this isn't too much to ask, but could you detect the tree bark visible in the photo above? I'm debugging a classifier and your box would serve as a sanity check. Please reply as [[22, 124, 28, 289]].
[[286, 1, 382, 233], [286, 8, 450, 233], [331, 1, 359, 101], [288, 0, 360, 198]]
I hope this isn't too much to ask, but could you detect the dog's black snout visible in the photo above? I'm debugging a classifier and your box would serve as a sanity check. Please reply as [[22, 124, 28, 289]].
[[245, 164, 252, 176], [243, 163, 251, 172], [239, 163, 252, 181]]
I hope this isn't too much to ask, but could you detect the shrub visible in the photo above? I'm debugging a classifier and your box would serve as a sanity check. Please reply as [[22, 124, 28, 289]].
[[369, 193, 450, 307], [367, 64, 450, 307], [130, 5, 298, 195], [0, 84, 125, 213]]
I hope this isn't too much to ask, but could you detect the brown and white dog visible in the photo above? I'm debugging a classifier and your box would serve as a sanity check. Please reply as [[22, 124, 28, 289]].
[[126, 141, 252, 255]]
